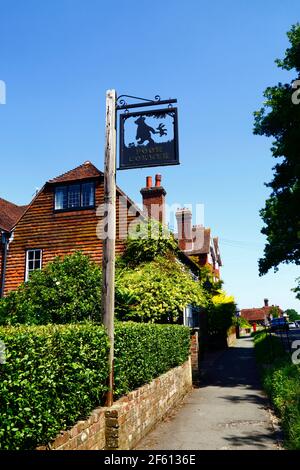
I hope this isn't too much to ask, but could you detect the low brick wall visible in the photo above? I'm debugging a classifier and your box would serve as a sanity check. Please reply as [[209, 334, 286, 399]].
[[40, 358, 192, 451], [37, 407, 106, 451], [106, 358, 192, 450], [190, 331, 199, 384]]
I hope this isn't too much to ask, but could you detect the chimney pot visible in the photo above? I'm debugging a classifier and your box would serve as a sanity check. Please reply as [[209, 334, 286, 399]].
[[141, 175, 166, 224], [146, 176, 152, 188], [264, 298, 269, 307]]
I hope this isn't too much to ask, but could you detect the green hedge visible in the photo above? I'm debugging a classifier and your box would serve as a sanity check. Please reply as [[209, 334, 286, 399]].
[[0, 323, 109, 450], [0, 322, 190, 450], [253, 332, 300, 449], [114, 322, 191, 397]]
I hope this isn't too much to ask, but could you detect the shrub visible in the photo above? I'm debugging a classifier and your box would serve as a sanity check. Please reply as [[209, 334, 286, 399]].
[[115, 220, 206, 322], [0, 322, 190, 449], [0, 323, 109, 450], [0, 252, 102, 325], [206, 292, 236, 336], [116, 255, 205, 323], [253, 331, 300, 449], [114, 322, 191, 397]]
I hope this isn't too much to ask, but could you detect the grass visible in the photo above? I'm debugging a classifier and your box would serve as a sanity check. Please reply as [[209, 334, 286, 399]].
[[253, 331, 300, 449]]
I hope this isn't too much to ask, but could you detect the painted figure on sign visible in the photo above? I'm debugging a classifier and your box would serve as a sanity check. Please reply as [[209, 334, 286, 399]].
[[156, 123, 167, 137], [135, 116, 167, 145]]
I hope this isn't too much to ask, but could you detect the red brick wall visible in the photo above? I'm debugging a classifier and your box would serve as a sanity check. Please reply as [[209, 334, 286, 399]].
[[190, 332, 199, 370]]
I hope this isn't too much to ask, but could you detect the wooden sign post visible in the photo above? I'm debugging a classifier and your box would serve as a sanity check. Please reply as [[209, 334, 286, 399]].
[[101, 92, 178, 406], [102, 89, 117, 407]]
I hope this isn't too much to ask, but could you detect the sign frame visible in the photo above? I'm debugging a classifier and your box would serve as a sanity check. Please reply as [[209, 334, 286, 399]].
[[118, 106, 179, 170]]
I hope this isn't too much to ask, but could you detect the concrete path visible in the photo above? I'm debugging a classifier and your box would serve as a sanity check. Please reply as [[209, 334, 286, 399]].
[[136, 336, 281, 450]]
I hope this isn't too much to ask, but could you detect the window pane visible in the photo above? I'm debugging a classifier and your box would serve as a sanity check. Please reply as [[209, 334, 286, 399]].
[[34, 260, 41, 269], [68, 184, 80, 208], [26, 249, 42, 281], [82, 182, 95, 207], [55, 186, 68, 210]]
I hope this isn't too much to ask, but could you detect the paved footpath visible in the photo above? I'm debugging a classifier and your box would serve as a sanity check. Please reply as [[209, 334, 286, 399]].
[[136, 336, 282, 450]]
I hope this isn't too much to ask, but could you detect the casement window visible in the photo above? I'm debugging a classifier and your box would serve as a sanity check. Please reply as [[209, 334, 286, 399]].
[[54, 182, 95, 211], [25, 249, 42, 281]]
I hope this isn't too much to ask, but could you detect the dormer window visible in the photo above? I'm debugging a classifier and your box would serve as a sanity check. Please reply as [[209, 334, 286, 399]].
[[54, 182, 95, 211]]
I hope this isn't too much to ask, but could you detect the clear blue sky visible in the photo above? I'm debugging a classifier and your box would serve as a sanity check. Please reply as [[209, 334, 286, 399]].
[[0, 0, 299, 311]]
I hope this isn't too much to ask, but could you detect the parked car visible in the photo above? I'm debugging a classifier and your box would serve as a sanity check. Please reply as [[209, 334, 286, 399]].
[[288, 322, 297, 329], [270, 317, 288, 331]]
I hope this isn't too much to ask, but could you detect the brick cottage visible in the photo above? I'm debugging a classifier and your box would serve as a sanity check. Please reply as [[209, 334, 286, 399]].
[[0, 161, 222, 299]]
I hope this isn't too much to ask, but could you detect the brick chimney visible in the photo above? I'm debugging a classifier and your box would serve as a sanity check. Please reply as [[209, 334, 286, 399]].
[[175, 208, 193, 251], [140, 174, 166, 224], [264, 298, 269, 307]]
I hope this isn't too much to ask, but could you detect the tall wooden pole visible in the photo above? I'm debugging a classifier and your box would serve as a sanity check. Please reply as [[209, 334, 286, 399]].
[[102, 89, 117, 407]]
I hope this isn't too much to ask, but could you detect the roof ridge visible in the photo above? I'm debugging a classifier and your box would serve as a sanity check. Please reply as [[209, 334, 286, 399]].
[[48, 161, 103, 184], [0, 196, 23, 209]]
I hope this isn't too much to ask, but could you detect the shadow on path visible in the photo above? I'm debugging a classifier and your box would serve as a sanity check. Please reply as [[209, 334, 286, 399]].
[[136, 337, 282, 450]]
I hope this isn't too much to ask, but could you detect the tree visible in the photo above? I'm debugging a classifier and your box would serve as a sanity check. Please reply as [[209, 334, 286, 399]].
[[253, 24, 300, 276], [284, 308, 300, 321], [292, 277, 300, 301], [269, 306, 280, 319]]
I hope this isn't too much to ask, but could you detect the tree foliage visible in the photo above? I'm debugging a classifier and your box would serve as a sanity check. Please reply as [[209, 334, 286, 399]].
[[292, 277, 300, 301], [284, 308, 300, 321], [122, 219, 178, 266], [269, 305, 280, 318], [253, 24, 300, 275]]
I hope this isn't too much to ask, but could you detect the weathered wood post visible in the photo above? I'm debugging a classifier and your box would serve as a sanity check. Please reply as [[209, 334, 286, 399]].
[[102, 89, 117, 407]]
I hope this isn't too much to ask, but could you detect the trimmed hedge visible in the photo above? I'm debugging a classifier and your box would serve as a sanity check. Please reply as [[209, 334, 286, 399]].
[[0, 323, 109, 450], [114, 322, 191, 397], [253, 332, 300, 450], [0, 322, 190, 450]]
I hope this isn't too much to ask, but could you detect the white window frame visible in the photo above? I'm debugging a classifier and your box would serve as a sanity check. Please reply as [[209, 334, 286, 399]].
[[25, 249, 43, 281], [54, 181, 95, 211]]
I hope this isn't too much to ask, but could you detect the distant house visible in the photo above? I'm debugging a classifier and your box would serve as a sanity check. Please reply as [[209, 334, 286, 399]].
[[240, 299, 283, 325]]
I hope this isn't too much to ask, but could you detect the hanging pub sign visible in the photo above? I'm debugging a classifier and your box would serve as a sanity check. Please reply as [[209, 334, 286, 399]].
[[119, 107, 179, 170]]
